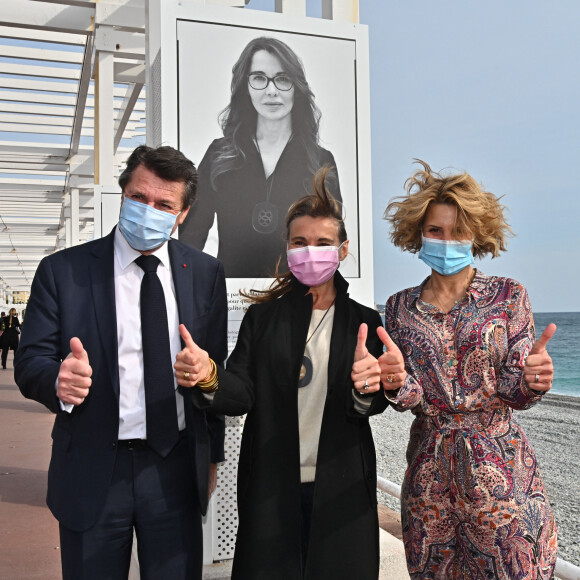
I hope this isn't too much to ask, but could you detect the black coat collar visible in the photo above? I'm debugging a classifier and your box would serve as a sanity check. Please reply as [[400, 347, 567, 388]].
[[287, 270, 350, 301]]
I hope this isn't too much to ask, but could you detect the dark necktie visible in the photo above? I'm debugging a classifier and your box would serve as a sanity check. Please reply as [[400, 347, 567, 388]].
[[135, 255, 179, 457]]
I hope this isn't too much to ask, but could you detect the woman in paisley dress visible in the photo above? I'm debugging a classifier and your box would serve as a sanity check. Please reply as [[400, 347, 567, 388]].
[[380, 161, 558, 579]]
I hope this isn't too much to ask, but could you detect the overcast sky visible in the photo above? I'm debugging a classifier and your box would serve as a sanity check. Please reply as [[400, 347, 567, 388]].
[[361, 0, 579, 313], [249, 0, 580, 312]]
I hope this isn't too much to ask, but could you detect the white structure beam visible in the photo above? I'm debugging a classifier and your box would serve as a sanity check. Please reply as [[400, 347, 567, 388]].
[[275, 0, 306, 16], [95, 27, 146, 60], [321, 0, 358, 22], [114, 61, 146, 83], [95, 0, 146, 32], [115, 83, 144, 150], [0, 140, 72, 156], [0, 165, 68, 174], [0, 178, 65, 190], [70, 30, 94, 155], [0, 103, 142, 125], [94, 50, 115, 185], [0, 78, 146, 100], [0, 103, 76, 117], [0, 113, 137, 130], [0, 122, 140, 138], [70, 187, 80, 246], [1, 62, 81, 81], [0, 45, 84, 64], [0, 0, 94, 34], [0, 24, 86, 45]]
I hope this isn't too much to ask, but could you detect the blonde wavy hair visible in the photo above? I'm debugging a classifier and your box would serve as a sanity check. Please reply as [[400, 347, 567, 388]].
[[384, 160, 513, 259]]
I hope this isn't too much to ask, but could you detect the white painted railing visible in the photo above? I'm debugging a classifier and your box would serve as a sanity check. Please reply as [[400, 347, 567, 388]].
[[377, 477, 580, 580]]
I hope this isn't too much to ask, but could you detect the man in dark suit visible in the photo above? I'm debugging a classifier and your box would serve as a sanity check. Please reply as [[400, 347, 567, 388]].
[[15, 145, 227, 580]]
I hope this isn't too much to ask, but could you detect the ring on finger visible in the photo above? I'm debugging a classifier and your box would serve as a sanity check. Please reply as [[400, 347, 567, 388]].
[[386, 374, 395, 383], [183, 371, 190, 379], [535, 373, 540, 383], [363, 380, 369, 391]]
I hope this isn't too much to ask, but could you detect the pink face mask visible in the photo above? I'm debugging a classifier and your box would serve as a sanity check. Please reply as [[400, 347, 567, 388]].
[[287, 243, 344, 287]]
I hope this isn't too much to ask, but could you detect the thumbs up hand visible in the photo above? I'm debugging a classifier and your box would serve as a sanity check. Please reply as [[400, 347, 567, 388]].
[[377, 327, 407, 391], [57, 337, 93, 405], [524, 323, 556, 393], [351, 323, 381, 394], [175, 324, 212, 387]]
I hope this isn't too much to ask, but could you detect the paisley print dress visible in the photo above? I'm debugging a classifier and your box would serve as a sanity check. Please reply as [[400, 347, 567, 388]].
[[385, 271, 557, 580]]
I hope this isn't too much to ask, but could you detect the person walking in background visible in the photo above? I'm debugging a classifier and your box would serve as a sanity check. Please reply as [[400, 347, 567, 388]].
[[179, 36, 341, 278], [380, 160, 557, 579], [1, 308, 20, 369], [15, 145, 228, 580], [174, 168, 386, 579]]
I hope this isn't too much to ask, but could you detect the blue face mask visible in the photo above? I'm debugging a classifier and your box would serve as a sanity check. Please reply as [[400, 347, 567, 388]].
[[118, 197, 180, 252], [418, 235, 474, 276]]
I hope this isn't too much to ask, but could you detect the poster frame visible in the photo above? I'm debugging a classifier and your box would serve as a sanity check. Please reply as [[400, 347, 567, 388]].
[[149, 1, 375, 309]]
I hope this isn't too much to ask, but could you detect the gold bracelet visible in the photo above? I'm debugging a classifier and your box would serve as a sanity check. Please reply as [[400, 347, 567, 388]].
[[199, 376, 217, 389], [198, 359, 216, 385], [198, 381, 218, 394], [198, 379, 218, 393], [198, 359, 218, 392]]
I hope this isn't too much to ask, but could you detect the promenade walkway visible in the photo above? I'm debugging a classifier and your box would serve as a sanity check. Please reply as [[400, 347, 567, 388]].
[[0, 349, 408, 579], [0, 350, 61, 579]]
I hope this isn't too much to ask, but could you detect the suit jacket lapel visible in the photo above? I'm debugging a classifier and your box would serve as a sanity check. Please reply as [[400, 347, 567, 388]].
[[89, 229, 120, 396], [168, 241, 211, 513], [168, 240, 193, 332]]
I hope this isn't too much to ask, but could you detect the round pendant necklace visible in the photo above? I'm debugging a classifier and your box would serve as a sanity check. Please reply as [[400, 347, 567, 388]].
[[252, 176, 278, 234], [251, 135, 292, 234], [299, 299, 335, 388]]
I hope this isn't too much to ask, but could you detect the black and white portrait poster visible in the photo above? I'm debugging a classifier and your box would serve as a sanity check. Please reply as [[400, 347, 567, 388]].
[[152, 3, 373, 321]]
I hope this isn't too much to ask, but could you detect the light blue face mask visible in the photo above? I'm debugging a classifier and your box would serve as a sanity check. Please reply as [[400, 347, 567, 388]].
[[118, 197, 180, 252], [418, 235, 474, 276]]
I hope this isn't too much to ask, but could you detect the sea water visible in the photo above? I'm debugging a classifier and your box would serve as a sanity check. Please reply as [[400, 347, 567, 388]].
[[378, 311, 580, 398], [535, 312, 580, 398]]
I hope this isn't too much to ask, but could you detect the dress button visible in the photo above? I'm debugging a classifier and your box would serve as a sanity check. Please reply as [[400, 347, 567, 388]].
[[111, 442, 117, 449]]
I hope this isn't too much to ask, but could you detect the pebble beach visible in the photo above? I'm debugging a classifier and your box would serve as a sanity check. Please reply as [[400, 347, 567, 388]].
[[370, 393, 580, 567]]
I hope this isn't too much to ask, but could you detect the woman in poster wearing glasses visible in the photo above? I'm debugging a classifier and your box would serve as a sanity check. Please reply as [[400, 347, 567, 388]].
[[179, 36, 341, 279]]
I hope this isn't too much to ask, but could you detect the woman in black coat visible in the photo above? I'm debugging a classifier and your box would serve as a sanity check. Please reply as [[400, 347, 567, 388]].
[[175, 168, 388, 579], [1, 308, 21, 369]]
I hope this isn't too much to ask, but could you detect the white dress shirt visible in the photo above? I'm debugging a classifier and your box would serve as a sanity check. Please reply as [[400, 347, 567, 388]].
[[114, 226, 185, 439]]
